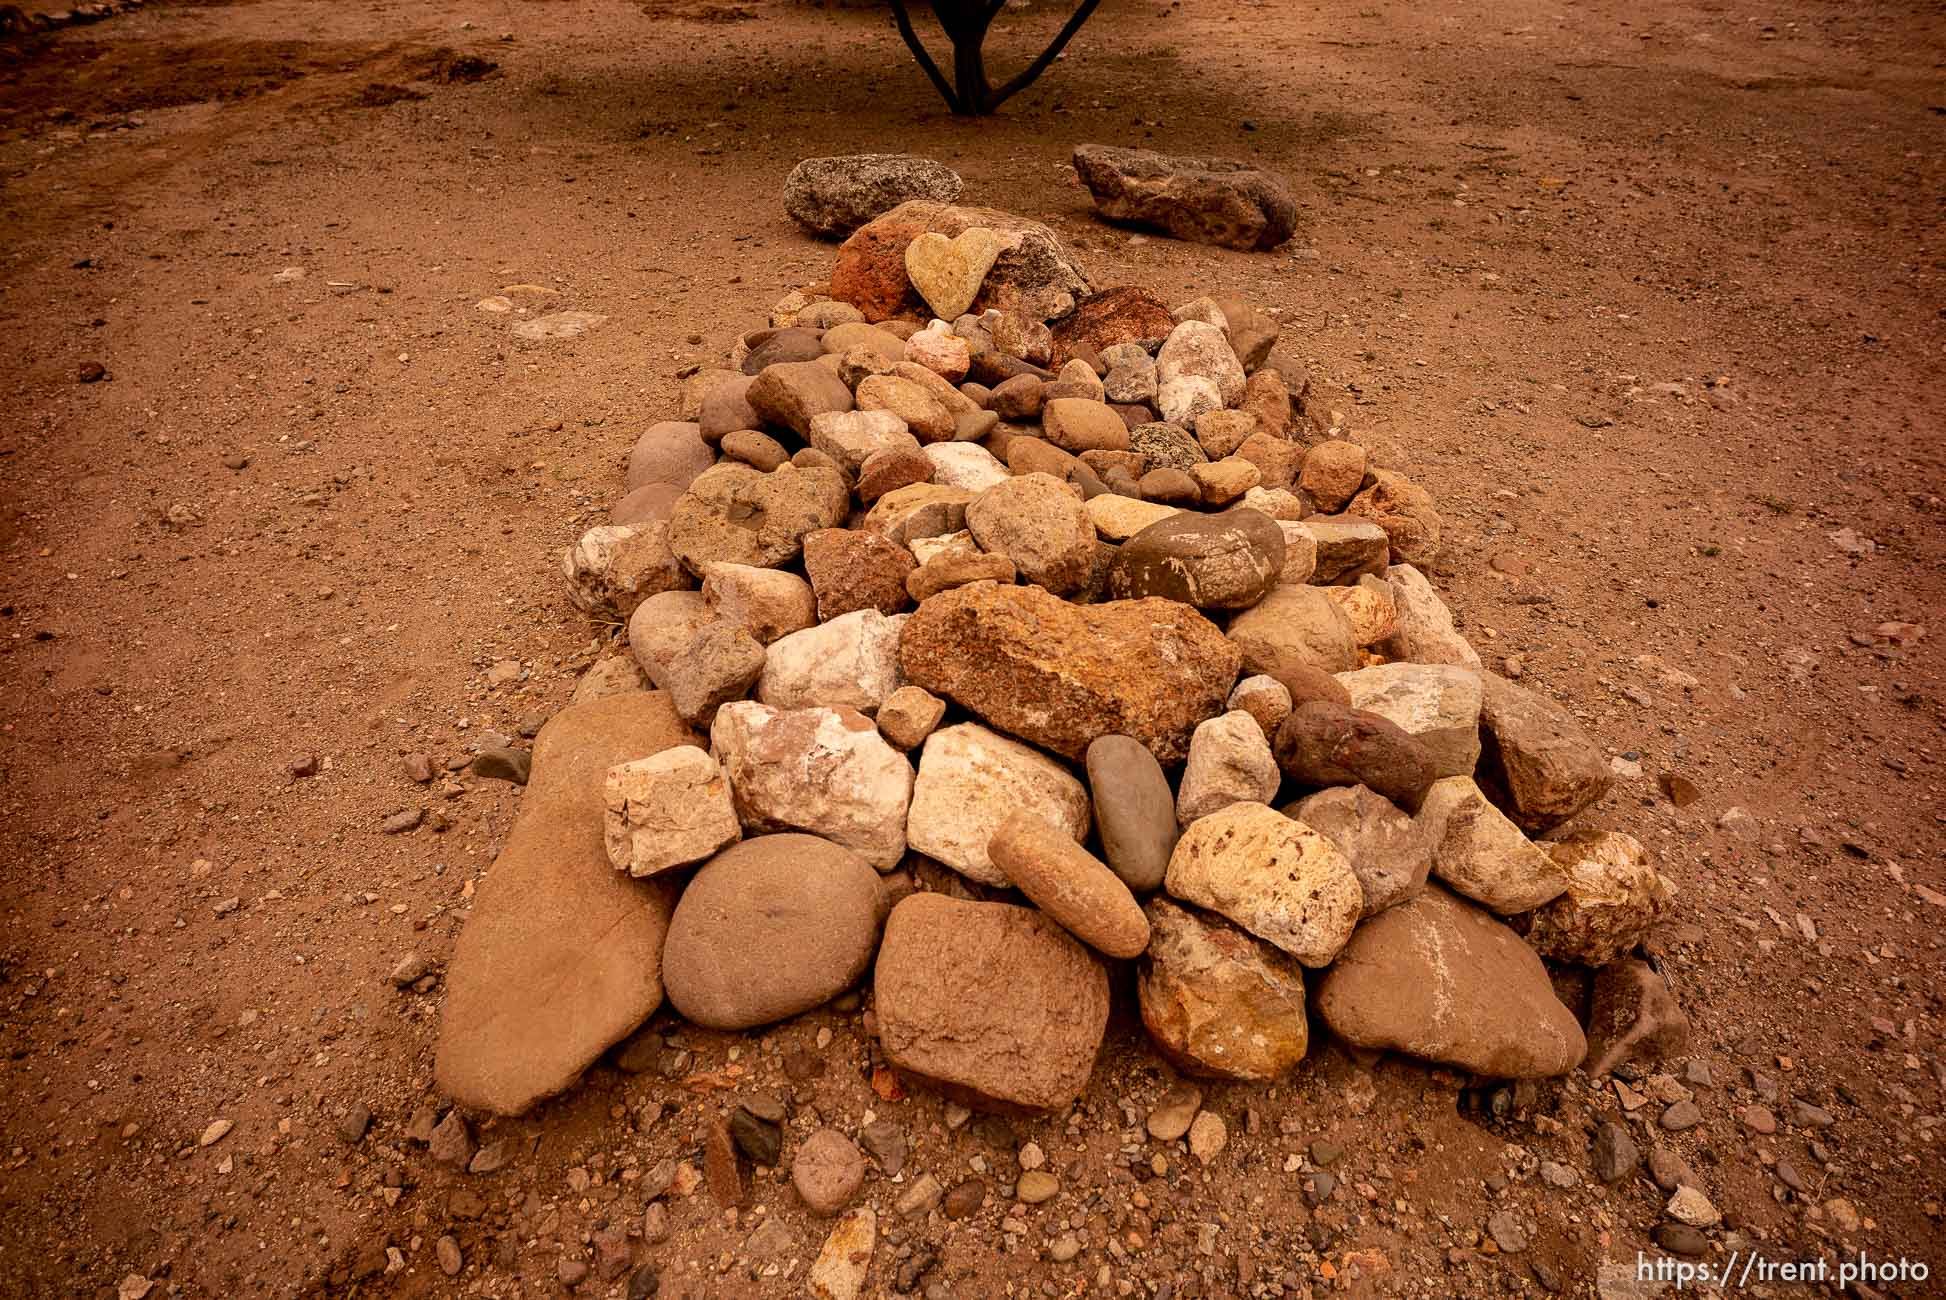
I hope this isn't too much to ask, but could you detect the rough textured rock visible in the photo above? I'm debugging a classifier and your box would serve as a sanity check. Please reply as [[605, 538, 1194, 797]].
[[792, 1128, 869, 1216], [1158, 373, 1223, 426], [437, 694, 696, 1115], [856, 373, 955, 442], [662, 619, 766, 727], [701, 563, 817, 645], [923, 442, 1009, 492], [1315, 886, 1588, 1078], [1271, 701, 1438, 810], [1164, 802, 1363, 967], [1298, 440, 1367, 512], [602, 745, 740, 878], [1287, 784, 1433, 917], [1050, 286, 1176, 365], [840, 201, 1091, 324], [1139, 898, 1310, 1082], [987, 812, 1151, 959], [900, 583, 1241, 764], [661, 834, 884, 1030], [1527, 830, 1673, 966], [905, 226, 1012, 321], [1086, 735, 1178, 893], [784, 155, 964, 239], [1176, 710, 1280, 826], [748, 360, 854, 436], [1322, 578, 1398, 646], [711, 702, 914, 869], [1304, 517, 1392, 584], [756, 609, 907, 716], [808, 1207, 875, 1300], [801, 527, 916, 620], [1416, 776, 1567, 914], [1336, 663, 1483, 779], [1228, 674, 1293, 736], [1383, 563, 1481, 669], [1108, 508, 1285, 610], [905, 723, 1090, 887], [562, 523, 690, 623], [963, 472, 1095, 596], [1347, 468, 1442, 566], [1273, 520, 1319, 586], [1582, 958, 1689, 1078], [874, 894, 1109, 1113], [1226, 584, 1359, 684], [1130, 421, 1206, 473], [626, 420, 716, 494], [906, 549, 1015, 601], [829, 216, 932, 321], [808, 409, 918, 473], [876, 685, 945, 751], [1475, 673, 1613, 832], [1072, 144, 1299, 252], [1157, 319, 1246, 406], [667, 462, 849, 576]]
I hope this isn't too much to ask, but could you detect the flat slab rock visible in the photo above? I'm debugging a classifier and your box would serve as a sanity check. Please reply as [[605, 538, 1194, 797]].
[[436, 693, 698, 1115], [899, 581, 1240, 764], [783, 154, 964, 239], [1072, 143, 1298, 253], [874, 894, 1109, 1114], [1314, 885, 1588, 1078]]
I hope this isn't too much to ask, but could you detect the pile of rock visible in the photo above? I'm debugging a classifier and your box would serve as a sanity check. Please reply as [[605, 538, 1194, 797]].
[[437, 202, 1682, 1129]]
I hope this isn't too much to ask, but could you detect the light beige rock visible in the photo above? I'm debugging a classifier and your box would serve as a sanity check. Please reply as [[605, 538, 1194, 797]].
[[602, 746, 741, 877], [1042, 397, 1132, 453], [1336, 663, 1483, 778], [1299, 439, 1367, 512], [757, 610, 907, 716], [1176, 711, 1280, 828], [562, 523, 689, 623], [701, 563, 818, 645], [906, 723, 1090, 887], [906, 226, 1012, 319], [892, 360, 981, 416], [809, 409, 918, 473], [908, 528, 978, 565], [711, 702, 914, 869], [856, 374, 954, 442], [862, 482, 973, 546], [922, 442, 1010, 492], [1241, 486, 1307, 521], [1274, 520, 1319, 585], [1164, 802, 1363, 967], [1383, 563, 1481, 669], [1084, 494, 1181, 542], [905, 328, 972, 383], [627, 590, 712, 690], [963, 472, 1095, 596], [1416, 776, 1567, 914], [1156, 319, 1245, 406], [1527, 830, 1674, 966], [1228, 674, 1292, 735], [808, 1206, 877, 1300], [1303, 517, 1391, 584], [1191, 457, 1261, 508], [1226, 584, 1358, 682]]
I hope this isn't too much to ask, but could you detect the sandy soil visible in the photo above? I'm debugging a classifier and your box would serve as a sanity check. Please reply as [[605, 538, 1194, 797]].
[[0, 0, 1941, 1296]]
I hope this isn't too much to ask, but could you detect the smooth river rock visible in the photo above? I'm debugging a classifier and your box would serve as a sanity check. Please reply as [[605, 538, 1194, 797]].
[[1107, 508, 1285, 610], [987, 812, 1151, 959], [1085, 735, 1178, 893]]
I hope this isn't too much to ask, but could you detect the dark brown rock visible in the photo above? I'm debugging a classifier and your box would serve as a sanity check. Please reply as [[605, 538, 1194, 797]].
[[436, 694, 697, 1115], [1072, 144, 1298, 252], [1583, 958, 1689, 1078], [899, 582, 1240, 764], [1272, 701, 1438, 810], [874, 894, 1109, 1113], [1107, 507, 1285, 610], [741, 327, 825, 375]]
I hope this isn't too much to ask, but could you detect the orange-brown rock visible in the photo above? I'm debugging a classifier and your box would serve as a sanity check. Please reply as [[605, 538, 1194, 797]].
[[1050, 286, 1176, 366]]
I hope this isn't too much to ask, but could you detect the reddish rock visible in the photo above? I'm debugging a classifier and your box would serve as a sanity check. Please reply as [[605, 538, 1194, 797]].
[[1272, 701, 1438, 810], [1051, 287, 1177, 366], [830, 218, 930, 322], [705, 1115, 746, 1207], [899, 582, 1239, 764], [802, 527, 915, 620]]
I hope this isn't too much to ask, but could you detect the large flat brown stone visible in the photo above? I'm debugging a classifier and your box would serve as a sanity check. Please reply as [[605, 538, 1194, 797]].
[[436, 693, 698, 1115]]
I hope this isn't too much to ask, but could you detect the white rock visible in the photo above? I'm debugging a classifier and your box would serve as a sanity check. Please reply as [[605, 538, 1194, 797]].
[[1156, 320, 1245, 405], [1176, 711, 1280, 828], [808, 1207, 875, 1300], [1241, 486, 1306, 520], [561, 523, 688, 622], [602, 746, 741, 877], [1665, 1185, 1720, 1228], [809, 408, 918, 473], [1415, 776, 1567, 914], [906, 723, 1090, 886], [1336, 662, 1483, 778], [909, 529, 978, 565], [711, 702, 914, 869], [922, 442, 1011, 492], [757, 610, 907, 715], [1157, 374, 1223, 426], [700, 562, 817, 645], [1164, 802, 1363, 967], [1384, 563, 1482, 669]]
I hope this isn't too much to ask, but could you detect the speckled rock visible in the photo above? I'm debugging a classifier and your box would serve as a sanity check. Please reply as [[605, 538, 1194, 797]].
[[905, 723, 1090, 887], [1526, 830, 1674, 966], [711, 702, 914, 869], [1139, 897, 1309, 1081], [1164, 802, 1363, 967], [1285, 784, 1432, 916]]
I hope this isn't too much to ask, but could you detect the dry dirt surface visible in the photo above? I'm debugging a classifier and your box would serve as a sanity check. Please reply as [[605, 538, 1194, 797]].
[[1, 0, 1942, 1296]]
